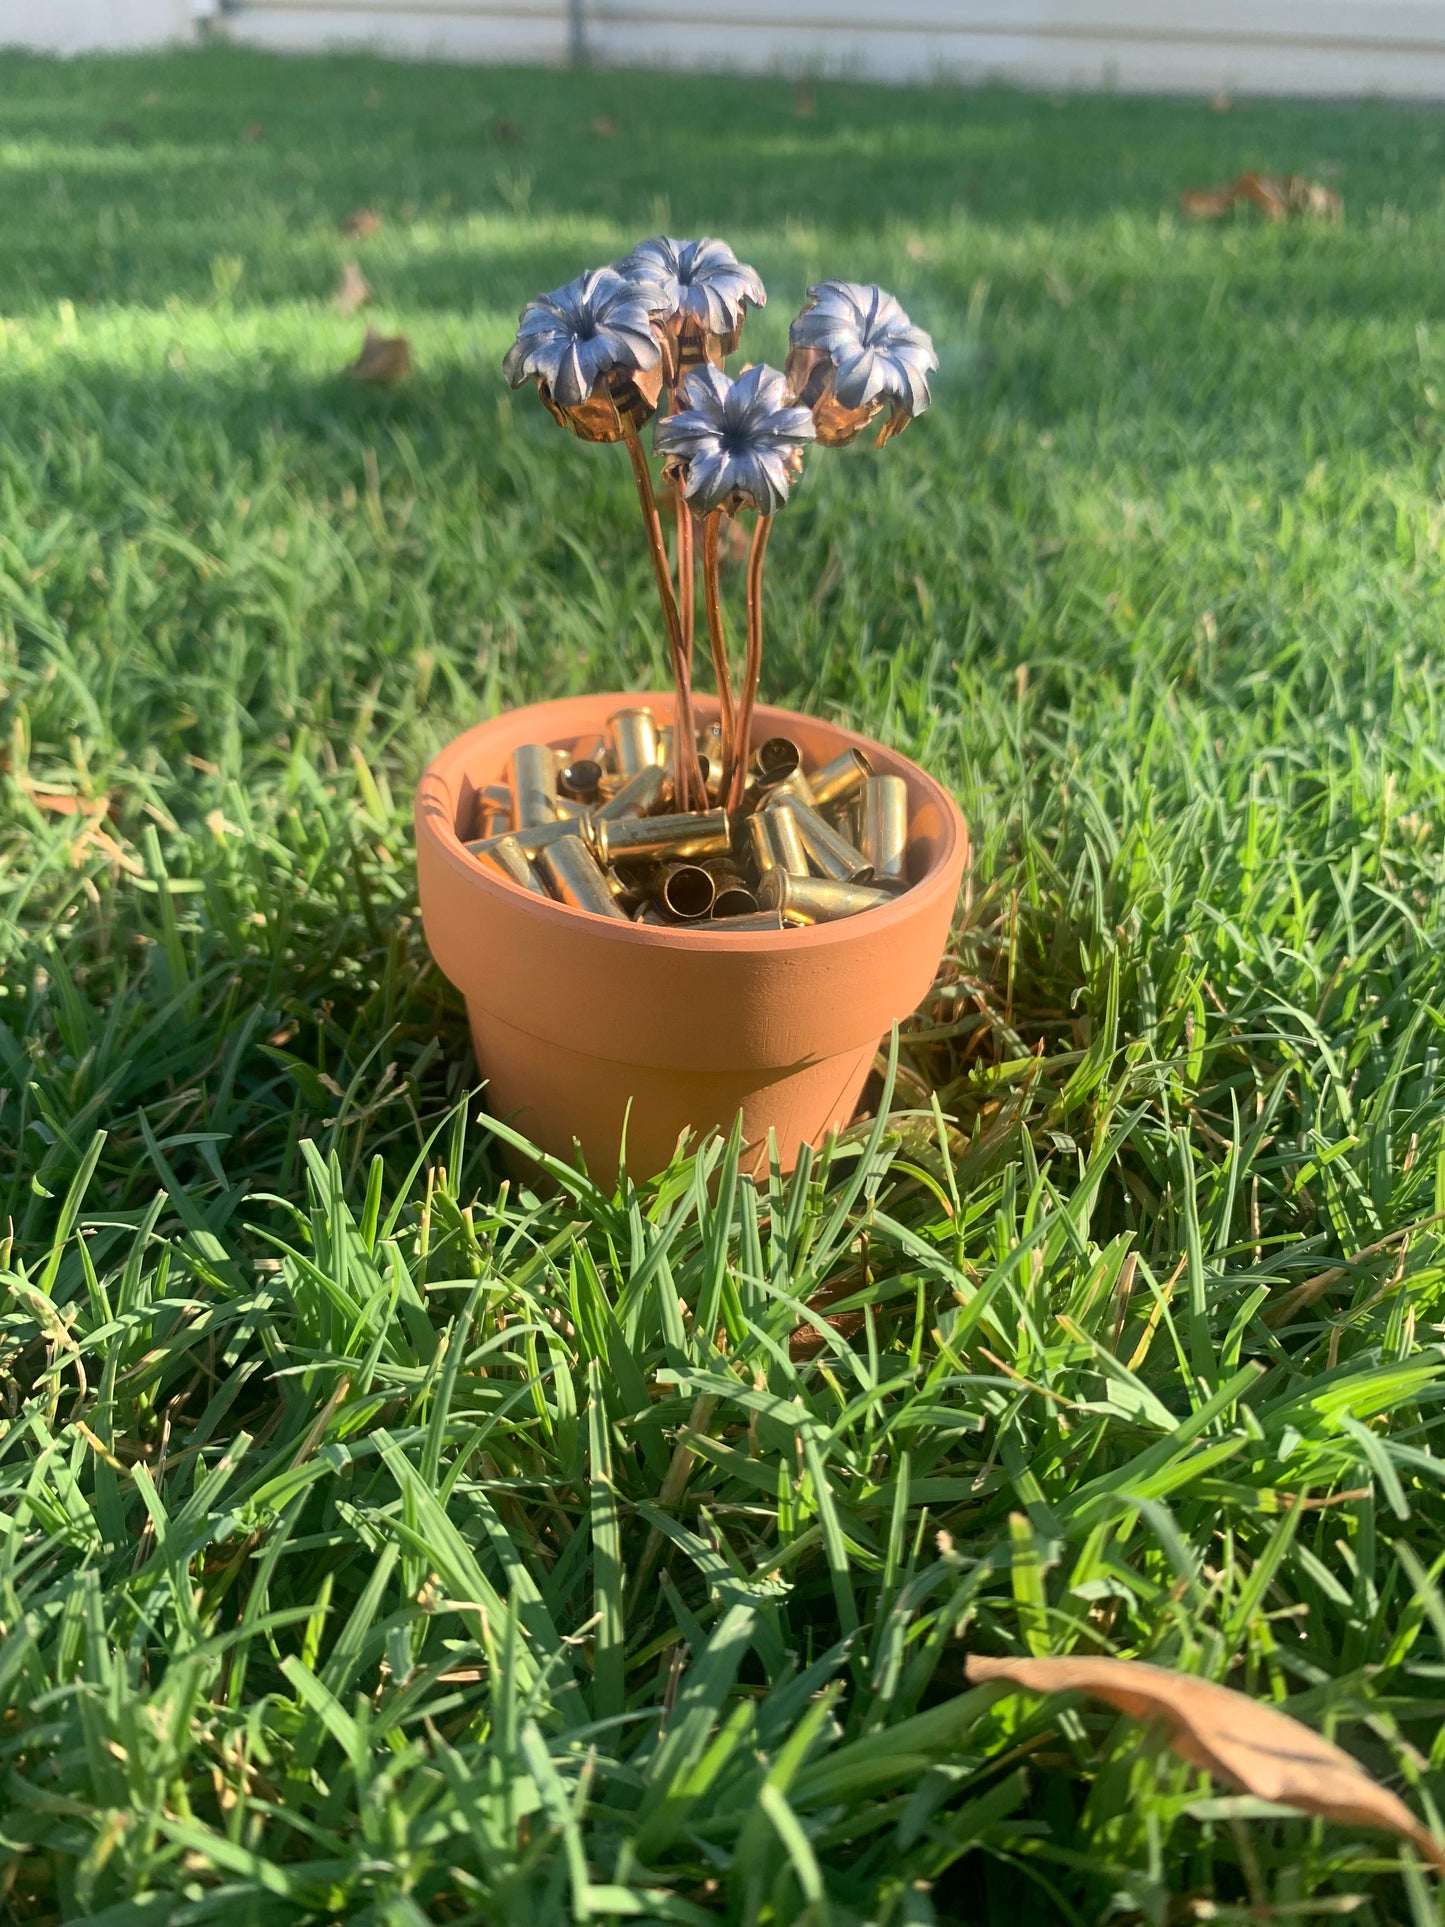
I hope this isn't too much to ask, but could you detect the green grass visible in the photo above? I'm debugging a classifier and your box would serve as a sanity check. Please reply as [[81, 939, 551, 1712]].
[[2, 43, 1445, 1925]]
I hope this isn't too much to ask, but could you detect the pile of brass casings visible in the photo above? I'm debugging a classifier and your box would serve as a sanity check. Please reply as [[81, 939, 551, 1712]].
[[464, 707, 915, 928]]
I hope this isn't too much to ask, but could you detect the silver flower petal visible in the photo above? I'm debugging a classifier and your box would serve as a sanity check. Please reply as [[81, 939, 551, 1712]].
[[787, 280, 938, 444], [504, 266, 664, 416], [617, 235, 766, 361], [654, 362, 814, 516]]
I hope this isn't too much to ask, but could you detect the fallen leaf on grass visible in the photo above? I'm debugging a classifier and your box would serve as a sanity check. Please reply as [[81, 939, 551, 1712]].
[[333, 260, 372, 316], [964, 1654, 1445, 1873], [1181, 171, 1342, 222], [590, 114, 618, 137], [345, 329, 412, 383], [340, 207, 383, 238], [22, 786, 113, 821]]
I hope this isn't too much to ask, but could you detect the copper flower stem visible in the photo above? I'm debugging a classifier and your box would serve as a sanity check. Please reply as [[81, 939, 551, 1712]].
[[622, 421, 704, 810], [702, 510, 735, 770], [675, 479, 695, 666], [728, 513, 773, 814]]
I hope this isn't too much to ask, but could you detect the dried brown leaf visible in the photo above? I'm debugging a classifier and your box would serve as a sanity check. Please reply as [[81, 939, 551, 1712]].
[[333, 260, 372, 317], [1180, 171, 1342, 224], [1285, 172, 1344, 219], [964, 1654, 1445, 1873], [340, 207, 383, 239], [344, 329, 412, 384], [1180, 188, 1234, 221], [23, 785, 112, 820]]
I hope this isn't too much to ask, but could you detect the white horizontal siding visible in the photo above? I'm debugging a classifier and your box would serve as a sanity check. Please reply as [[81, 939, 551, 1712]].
[[0, 0, 194, 51], [229, 0, 569, 63], [17, 0, 1445, 96]]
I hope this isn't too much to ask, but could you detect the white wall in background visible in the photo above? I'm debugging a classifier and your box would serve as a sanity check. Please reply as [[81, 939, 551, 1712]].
[[13, 0, 1445, 97], [0, 0, 198, 51]]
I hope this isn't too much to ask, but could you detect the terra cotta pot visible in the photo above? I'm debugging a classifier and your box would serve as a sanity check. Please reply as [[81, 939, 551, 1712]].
[[414, 693, 968, 1182]]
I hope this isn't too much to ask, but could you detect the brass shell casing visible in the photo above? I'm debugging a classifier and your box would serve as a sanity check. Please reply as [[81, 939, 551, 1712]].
[[752, 735, 802, 783], [468, 817, 593, 861], [747, 804, 810, 879], [595, 809, 730, 867], [469, 831, 548, 895], [559, 758, 603, 803], [661, 864, 717, 921], [655, 724, 674, 769], [757, 871, 892, 925], [594, 764, 670, 823], [697, 755, 725, 806], [609, 707, 658, 776], [860, 774, 909, 882], [808, 747, 874, 810], [536, 835, 630, 920], [510, 743, 559, 829], [761, 768, 817, 812], [771, 795, 874, 884], [710, 906, 786, 931], [712, 885, 759, 918]]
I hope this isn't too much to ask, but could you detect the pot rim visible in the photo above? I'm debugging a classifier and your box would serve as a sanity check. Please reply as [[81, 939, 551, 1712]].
[[416, 692, 968, 955]]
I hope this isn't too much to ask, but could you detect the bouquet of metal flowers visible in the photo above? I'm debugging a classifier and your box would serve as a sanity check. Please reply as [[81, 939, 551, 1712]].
[[472, 237, 937, 929]]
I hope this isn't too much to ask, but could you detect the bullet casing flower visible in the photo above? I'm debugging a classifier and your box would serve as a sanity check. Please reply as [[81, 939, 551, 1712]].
[[786, 280, 937, 446], [503, 266, 667, 442], [654, 364, 815, 516], [617, 234, 766, 370]]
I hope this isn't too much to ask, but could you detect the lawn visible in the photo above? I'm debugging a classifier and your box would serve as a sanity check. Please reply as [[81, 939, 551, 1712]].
[[2, 42, 1445, 1925]]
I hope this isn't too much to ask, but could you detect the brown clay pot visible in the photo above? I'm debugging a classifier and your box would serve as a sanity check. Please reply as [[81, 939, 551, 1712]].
[[414, 693, 968, 1182]]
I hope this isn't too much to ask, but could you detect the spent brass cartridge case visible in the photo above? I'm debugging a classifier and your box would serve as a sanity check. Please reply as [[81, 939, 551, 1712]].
[[655, 723, 674, 769], [511, 743, 559, 829], [860, 775, 909, 882], [746, 805, 810, 879], [553, 796, 593, 824], [808, 747, 874, 810], [752, 735, 802, 783], [775, 796, 874, 884], [609, 707, 658, 776], [709, 905, 787, 931], [695, 754, 725, 806], [757, 871, 892, 924], [468, 817, 592, 861], [762, 768, 817, 811], [469, 831, 548, 895], [661, 864, 716, 921], [594, 763, 670, 823], [712, 884, 759, 918], [536, 835, 630, 920], [559, 757, 603, 803], [595, 809, 730, 867]]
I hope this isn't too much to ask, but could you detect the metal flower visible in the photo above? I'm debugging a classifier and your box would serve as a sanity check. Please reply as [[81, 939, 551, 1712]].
[[654, 363, 815, 517], [503, 266, 666, 443], [617, 235, 765, 368], [786, 280, 938, 446]]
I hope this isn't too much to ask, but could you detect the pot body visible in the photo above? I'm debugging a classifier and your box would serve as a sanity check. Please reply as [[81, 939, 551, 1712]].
[[414, 694, 968, 1181]]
